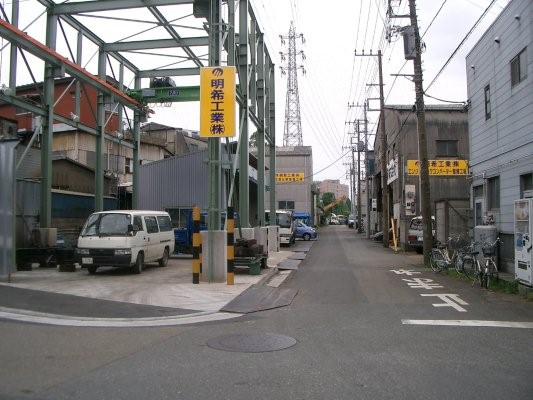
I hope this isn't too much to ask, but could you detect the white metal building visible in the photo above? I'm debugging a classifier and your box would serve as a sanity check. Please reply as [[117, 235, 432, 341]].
[[466, 0, 533, 272]]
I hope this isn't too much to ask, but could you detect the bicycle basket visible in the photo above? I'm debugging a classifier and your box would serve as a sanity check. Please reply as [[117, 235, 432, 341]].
[[482, 244, 496, 257], [449, 237, 468, 250]]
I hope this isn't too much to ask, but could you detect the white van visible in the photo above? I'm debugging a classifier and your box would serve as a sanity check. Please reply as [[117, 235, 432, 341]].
[[76, 210, 174, 274], [265, 209, 296, 246], [407, 215, 436, 253]]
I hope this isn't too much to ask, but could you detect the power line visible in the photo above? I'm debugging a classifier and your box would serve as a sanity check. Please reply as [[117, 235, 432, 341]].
[[426, 0, 499, 90]]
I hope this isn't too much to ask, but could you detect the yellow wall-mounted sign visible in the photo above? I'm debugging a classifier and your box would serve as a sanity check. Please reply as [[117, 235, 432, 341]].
[[200, 66, 236, 137], [407, 160, 468, 176], [276, 172, 305, 183]]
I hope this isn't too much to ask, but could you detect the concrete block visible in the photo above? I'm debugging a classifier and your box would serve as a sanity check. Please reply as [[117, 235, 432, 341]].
[[236, 227, 255, 241], [200, 230, 227, 283], [254, 226, 269, 256], [267, 226, 280, 252]]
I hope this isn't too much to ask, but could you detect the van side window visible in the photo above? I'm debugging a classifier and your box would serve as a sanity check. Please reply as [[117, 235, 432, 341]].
[[144, 216, 159, 233], [157, 215, 172, 232], [133, 216, 144, 231]]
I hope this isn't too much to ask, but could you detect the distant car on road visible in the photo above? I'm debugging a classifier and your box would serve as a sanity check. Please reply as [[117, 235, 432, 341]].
[[295, 221, 317, 241], [348, 215, 355, 228]]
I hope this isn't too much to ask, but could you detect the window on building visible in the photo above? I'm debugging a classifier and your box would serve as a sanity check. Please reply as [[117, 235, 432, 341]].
[[278, 200, 295, 210], [473, 185, 483, 198], [511, 48, 527, 87], [125, 157, 133, 174], [487, 176, 500, 210], [520, 173, 533, 198], [484, 84, 491, 120], [436, 140, 458, 157], [473, 185, 484, 226]]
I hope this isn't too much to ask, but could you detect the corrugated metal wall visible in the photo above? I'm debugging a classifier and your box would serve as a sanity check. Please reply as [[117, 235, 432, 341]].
[[15, 180, 41, 248], [139, 150, 210, 211], [0, 140, 18, 278]]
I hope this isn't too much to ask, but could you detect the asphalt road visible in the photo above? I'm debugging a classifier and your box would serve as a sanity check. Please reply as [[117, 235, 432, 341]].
[[1, 225, 532, 399]]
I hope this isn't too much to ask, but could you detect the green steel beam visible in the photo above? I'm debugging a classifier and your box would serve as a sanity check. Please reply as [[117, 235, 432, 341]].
[[126, 86, 200, 103], [256, 29, 266, 225], [41, 10, 57, 228], [238, 0, 249, 228], [46, 0, 192, 14], [103, 37, 208, 52]]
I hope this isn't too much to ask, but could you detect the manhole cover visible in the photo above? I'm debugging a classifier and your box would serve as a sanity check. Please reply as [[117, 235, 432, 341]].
[[207, 332, 297, 353]]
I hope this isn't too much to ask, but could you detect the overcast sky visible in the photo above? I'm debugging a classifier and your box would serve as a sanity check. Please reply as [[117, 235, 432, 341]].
[[247, 0, 511, 186], [156, 0, 510, 185], [1, 0, 511, 187]]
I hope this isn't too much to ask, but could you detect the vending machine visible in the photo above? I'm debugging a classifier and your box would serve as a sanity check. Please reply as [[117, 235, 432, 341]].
[[514, 199, 533, 285]]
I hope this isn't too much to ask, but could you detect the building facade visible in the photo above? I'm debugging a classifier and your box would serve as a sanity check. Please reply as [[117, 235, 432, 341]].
[[265, 146, 314, 223], [373, 105, 470, 249], [466, 0, 533, 272], [319, 179, 350, 200]]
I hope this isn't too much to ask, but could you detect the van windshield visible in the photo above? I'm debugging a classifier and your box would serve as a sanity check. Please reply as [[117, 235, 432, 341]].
[[80, 213, 131, 237], [277, 213, 292, 228]]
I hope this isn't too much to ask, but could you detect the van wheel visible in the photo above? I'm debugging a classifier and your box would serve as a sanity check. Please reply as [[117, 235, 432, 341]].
[[132, 252, 144, 274], [158, 248, 169, 267], [87, 265, 98, 275]]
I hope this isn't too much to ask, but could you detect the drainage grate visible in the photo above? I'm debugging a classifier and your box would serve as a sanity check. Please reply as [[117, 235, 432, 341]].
[[207, 332, 297, 353]]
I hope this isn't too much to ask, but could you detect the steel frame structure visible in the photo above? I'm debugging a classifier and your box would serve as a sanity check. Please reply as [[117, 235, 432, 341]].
[[0, 0, 276, 233]]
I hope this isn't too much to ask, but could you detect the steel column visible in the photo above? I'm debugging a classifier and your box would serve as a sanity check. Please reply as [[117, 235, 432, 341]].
[[238, 0, 250, 227]]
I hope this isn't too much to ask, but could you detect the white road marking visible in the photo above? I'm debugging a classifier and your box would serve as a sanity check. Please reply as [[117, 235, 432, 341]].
[[402, 319, 533, 329], [420, 293, 469, 312], [0, 306, 242, 327], [402, 277, 444, 289], [390, 269, 421, 275]]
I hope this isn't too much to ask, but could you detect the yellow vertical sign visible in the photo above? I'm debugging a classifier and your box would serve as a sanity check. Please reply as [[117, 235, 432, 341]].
[[200, 66, 236, 137]]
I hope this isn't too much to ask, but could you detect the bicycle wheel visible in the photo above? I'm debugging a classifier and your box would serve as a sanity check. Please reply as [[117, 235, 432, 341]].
[[454, 252, 464, 274], [430, 250, 445, 272], [485, 260, 498, 290], [481, 270, 488, 289], [462, 257, 477, 280]]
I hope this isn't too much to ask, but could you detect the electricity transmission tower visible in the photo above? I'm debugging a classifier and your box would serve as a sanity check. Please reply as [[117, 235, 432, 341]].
[[280, 22, 305, 147]]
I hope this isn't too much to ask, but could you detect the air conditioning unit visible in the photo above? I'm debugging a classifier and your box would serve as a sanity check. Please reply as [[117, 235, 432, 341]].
[[524, 189, 533, 199]]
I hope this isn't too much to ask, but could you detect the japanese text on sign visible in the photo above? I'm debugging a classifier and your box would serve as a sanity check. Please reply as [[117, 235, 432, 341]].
[[200, 66, 236, 137], [407, 160, 468, 176], [276, 172, 304, 183]]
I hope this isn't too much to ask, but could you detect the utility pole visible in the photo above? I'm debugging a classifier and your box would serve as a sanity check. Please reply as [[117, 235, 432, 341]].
[[377, 50, 389, 247], [356, 121, 362, 233], [408, 0, 432, 265], [355, 49, 387, 245], [364, 101, 371, 239], [387, 0, 430, 260]]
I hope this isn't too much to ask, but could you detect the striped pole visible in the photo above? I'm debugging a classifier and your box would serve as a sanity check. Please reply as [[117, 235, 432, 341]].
[[192, 207, 201, 284], [227, 206, 235, 285]]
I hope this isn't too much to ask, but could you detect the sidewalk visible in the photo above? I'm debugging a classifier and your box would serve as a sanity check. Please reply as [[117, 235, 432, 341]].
[[0, 244, 305, 325]]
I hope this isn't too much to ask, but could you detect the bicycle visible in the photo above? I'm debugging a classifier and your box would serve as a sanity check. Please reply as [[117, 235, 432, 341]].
[[459, 241, 479, 281], [429, 236, 470, 273], [462, 237, 502, 288]]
